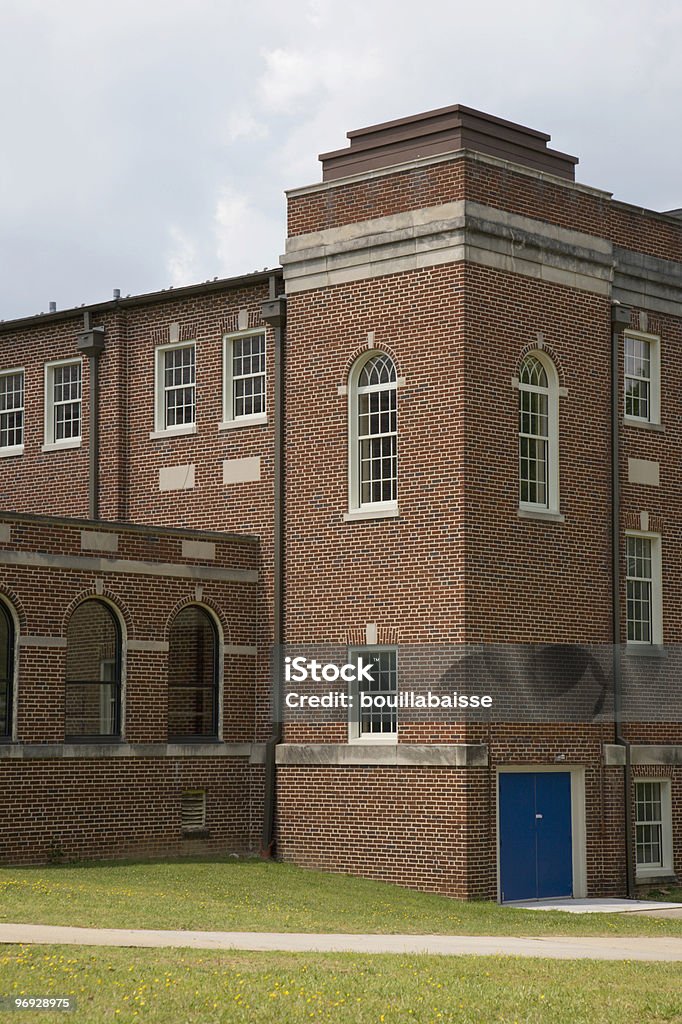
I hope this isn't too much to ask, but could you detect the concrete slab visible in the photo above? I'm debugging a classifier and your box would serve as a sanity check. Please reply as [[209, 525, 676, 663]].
[[505, 898, 682, 914], [0, 923, 681, 962]]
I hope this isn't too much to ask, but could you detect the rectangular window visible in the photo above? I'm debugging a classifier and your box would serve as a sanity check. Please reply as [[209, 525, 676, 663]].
[[348, 647, 397, 741], [221, 331, 266, 426], [626, 533, 662, 645], [0, 370, 24, 452], [153, 343, 196, 435], [624, 331, 660, 425], [635, 780, 673, 877], [358, 388, 397, 505], [44, 359, 82, 449]]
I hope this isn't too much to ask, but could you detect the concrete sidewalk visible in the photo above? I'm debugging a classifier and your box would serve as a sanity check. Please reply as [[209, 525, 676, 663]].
[[0, 923, 681, 961]]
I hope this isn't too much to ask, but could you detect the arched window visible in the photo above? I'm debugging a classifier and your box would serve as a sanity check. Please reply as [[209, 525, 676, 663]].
[[168, 606, 218, 740], [518, 352, 560, 513], [66, 600, 122, 739], [349, 352, 398, 512], [0, 601, 15, 740]]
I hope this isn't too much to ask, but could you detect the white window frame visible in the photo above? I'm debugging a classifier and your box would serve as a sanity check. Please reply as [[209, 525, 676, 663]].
[[347, 646, 398, 744], [635, 778, 674, 879], [624, 330, 661, 426], [220, 329, 267, 429], [43, 358, 82, 452], [0, 367, 25, 457], [151, 341, 197, 438], [625, 531, 663, 646], [517, 351, 560, 514], [347, 352, 398, 518]]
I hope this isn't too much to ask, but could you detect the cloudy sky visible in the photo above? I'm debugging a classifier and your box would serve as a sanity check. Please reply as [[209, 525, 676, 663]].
[[1, 0, 680, 321]]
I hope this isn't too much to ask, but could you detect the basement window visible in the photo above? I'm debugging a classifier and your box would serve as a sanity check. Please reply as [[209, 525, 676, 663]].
[[181, 790, 206, 833]]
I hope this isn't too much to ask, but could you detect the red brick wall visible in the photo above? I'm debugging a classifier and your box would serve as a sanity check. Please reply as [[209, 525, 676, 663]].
[[0, 513, 262, 863]]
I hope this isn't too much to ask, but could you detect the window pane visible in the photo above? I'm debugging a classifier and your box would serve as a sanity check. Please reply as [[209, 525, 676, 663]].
[[636, 782, 663, 867], [624, 337, 651, 420], [0, 373, 24, 448], [66, 601, 120, 737], [168, 606, 217, 739], [51, 363, 82, 441], [163, 347, 196, 428], [356, 356, 397, 506], [232, 334, 266, 418], [351, 648, 397, 736], [518, 360, 551, 508], [0, 603, 12, 738], [626, 537, 653, 643]]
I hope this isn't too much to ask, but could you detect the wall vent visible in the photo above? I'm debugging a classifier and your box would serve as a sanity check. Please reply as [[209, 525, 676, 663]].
[[181, 790, 206, 832]]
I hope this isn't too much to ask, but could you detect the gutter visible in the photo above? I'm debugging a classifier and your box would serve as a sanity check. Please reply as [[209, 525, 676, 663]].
[[260, 279, 287, 856], [611, 301, 635, 899]]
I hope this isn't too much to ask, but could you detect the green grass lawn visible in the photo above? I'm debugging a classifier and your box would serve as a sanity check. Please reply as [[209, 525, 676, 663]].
[[0, 945, 681, 1024], [1, 858, 682, 937]]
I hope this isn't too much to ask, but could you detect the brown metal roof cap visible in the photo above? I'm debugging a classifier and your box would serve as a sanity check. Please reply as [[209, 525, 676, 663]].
[[319, 104, 578, 183]]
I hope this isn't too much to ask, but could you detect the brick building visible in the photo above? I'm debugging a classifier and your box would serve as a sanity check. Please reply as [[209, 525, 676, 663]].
[[0, 104, 680, 901]]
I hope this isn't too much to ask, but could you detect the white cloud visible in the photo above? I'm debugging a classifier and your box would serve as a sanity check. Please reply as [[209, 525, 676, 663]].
[[1, 0, 682, 318], [258, 45, 385, 114], [214, 187, 283, 277], [166, 226, 201, 288], [225, 110, 269, 144]]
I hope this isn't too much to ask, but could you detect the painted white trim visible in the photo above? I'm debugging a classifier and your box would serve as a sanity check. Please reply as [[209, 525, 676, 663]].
[[625, 530, 663, 646], [347, 645, 398, 744], [153, 340, 196, 435], [218, 415, 268, 431], [518, 350, 561, 516], [496, 765, 587, 903], [635, 777, 675, 879], [623, 330, 661, 426], [222, 328, 267, 426], [347, 351, 398, 515], [343, 507, 399, 522], [0, 366, 25, 456], [149, 425, 196, 441], [43, 358, 82, 448]]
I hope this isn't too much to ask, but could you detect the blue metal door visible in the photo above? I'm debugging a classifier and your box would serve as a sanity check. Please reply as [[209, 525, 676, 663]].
[[499, 772, 573, 902]]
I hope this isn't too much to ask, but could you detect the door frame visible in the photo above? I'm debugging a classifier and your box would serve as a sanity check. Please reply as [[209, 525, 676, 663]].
[[496, 765, 587, 903]]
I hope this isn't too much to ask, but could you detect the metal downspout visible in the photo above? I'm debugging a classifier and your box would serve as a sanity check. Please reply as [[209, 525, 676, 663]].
[[76, 313, 106, 520], [260, 281, 286, 856], [611, 302, 635, 899]]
